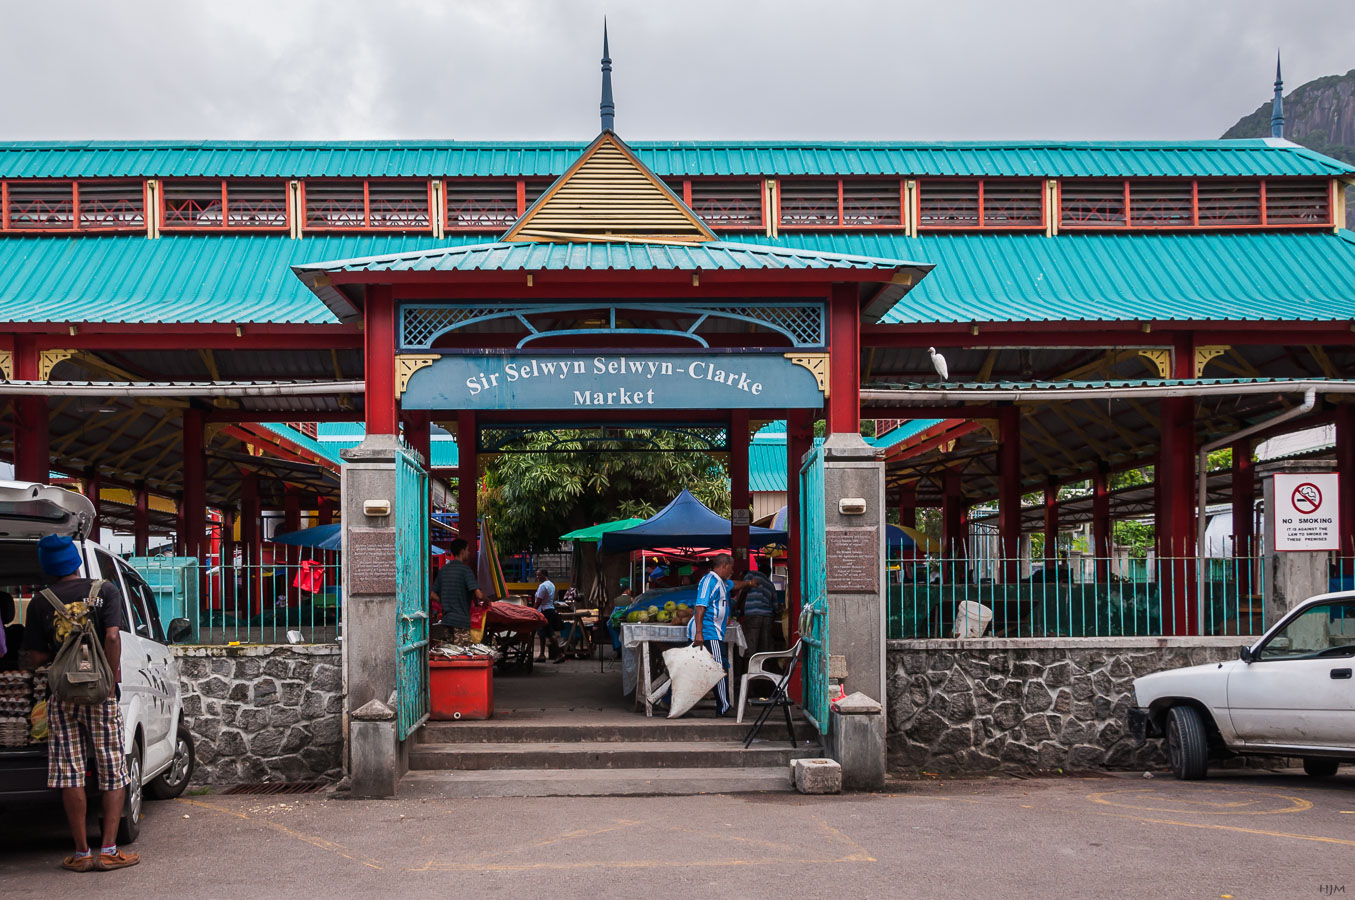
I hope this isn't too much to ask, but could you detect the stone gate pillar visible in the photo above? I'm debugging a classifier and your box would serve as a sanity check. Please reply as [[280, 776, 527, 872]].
[[340, 434, 403, 797], [821, 433, 887, 703]]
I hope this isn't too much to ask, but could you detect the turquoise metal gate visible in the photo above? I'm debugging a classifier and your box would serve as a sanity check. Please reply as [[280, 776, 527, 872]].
[[395, 446, 430, 739], [799, 444, 829, 734]]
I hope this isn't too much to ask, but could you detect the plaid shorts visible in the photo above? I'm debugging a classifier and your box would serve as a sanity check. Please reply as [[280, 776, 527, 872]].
[[48, 698, 130, 791]]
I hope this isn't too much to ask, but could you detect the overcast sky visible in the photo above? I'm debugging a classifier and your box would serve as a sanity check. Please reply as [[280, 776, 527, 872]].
[[4, 0, 1351, 142]]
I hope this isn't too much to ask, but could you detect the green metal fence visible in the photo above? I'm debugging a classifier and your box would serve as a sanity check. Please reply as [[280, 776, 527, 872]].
[[887, 554, 1266, 639]]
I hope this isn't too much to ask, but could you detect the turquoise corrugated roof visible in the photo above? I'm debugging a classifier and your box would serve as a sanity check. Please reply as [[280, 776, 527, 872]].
[[294, 240, 927, 275], [743, 230, 1355, 323], [0, 139, 1348, 179], [261, 424, 345, 467], [310, 423, 459, 467], [0, 234, 449, 323], [747, 418, 947, 492], [872, 419, 946, 446]]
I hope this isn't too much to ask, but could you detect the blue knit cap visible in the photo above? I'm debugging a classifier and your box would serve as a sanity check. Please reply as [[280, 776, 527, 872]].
[[38, 534, 82, 577]]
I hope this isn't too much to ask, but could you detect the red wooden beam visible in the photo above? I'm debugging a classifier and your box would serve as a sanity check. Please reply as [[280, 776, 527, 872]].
[[22, 325, 362, 350], [826, 283, 860, 435], [886, 420, 983, 462], [860, 405, 1002, 419], [364, 285, 398, 436], [998, 406, 1021, 582]]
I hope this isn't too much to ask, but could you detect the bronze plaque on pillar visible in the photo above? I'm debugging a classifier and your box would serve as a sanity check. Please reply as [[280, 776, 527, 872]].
[[349, 528, 397, 594], [826, 527, 879, 593]]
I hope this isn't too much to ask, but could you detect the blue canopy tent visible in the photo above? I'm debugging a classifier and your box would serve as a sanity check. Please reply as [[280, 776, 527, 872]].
[[598, 489, 788, 553]]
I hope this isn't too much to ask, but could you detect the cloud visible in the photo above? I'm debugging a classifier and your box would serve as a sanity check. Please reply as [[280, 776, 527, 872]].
[[2, 0, 1350, 140]]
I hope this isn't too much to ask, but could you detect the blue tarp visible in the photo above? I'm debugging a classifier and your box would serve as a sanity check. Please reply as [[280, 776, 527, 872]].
[[271, 523, 444, 554], [598, 489, 788, 554]]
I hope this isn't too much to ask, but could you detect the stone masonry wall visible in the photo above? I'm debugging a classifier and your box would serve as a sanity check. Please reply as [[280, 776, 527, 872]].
[[886, 637, 1243, 773], [174, 644, 343, 785]]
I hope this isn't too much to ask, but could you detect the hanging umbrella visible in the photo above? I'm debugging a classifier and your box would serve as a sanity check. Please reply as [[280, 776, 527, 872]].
[[477, 517, 508, 601]]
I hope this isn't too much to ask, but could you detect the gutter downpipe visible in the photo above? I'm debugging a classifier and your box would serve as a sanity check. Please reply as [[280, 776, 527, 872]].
[[1194, 388, 1317, 616]]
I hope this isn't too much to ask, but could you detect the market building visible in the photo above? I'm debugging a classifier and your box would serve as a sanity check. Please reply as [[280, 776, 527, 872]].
[[2, 44, 1354, 792]]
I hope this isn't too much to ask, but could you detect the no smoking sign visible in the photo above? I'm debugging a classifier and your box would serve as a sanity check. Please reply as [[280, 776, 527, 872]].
[[1273, 472, 1340, 551]]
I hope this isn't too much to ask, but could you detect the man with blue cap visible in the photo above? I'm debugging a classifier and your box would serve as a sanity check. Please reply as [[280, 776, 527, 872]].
[[21, 534, 139, 872]]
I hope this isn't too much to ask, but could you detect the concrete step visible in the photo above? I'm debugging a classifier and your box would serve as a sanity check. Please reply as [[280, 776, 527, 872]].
[[399, 766, 797, 798], [408, 739, 821, 772], [419, 717, 802, 745]]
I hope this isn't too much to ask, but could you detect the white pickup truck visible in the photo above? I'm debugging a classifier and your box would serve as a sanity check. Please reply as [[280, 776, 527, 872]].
[[1130, 591, 1355, 779], [0, 482, 195, 843]]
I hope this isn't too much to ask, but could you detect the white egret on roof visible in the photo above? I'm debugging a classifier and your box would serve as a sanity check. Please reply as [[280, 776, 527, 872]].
[[928, 347, 949, 381]]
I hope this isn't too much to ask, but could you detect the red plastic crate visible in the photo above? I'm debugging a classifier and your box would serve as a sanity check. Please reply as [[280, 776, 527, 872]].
[[429, 657, 494, 720]]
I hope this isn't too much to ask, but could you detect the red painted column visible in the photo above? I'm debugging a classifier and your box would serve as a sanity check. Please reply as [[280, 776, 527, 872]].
[[1043, 479, 1059, 563], [826, 284, 860, 436], [13, 336, 49, 484], [457, 411, 478, 553], [364, 285, 398, 436], [83, 469, 102, 539], [1335, 405, 1355, 562], [284, 488, 301, 607], [998, 405, 1022, 582], [896, 482, 917, 531], [1158, 334, 1198, 635], [1231, 440, 1256, 594], [729, 410, 750, 568], [942, 469, 965, 559], [1093, 466, 1111, 582], [316, 496, 335, 527], [220, 509, 236, 616], [786, 409, 813, 642], [240, 473, 261, 616], [133, 483, 151, 556], [182, 408, 206, 562]]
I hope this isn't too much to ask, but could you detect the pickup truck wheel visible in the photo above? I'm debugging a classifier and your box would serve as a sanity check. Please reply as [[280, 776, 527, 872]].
[[147, 725, 195, 800], [1302, 758, 1340, 777], [116, 746, 143, 845], [1166, 705, 1209, 780]]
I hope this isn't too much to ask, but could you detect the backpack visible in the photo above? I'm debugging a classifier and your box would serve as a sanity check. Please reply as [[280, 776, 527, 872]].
[[42, 580, 116, 705]]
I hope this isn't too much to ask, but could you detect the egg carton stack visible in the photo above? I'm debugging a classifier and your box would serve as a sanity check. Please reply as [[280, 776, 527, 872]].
[[0, 670, 34, 747]]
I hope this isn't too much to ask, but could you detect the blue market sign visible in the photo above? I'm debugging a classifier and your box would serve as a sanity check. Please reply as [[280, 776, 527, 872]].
[[399, 352, 826, 410]]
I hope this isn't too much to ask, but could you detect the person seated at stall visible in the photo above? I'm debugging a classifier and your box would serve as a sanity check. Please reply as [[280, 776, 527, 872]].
[[0, 590, 14, 668], [533, 568, 566, 664]]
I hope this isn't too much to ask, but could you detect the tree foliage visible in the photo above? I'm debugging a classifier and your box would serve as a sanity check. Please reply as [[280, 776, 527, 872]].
[[479, 431, 731, 554]]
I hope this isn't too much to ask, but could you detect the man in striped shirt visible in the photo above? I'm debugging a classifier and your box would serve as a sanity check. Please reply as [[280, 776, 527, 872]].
[[687, 553, 743, 716]]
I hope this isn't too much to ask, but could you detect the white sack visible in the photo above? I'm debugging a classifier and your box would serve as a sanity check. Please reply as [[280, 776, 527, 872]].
[[662, 645, 726, 718]]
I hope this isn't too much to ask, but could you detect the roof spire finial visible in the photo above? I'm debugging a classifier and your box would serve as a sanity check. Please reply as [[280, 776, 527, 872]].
[[1271, 50, 1285, 139], [600, 20, 615, 133]]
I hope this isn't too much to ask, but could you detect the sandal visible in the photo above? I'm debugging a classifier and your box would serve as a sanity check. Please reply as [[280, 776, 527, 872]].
[[61, 853, 97, 873]]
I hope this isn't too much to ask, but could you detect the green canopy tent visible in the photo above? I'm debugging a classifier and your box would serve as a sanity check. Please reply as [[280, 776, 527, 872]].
[[560, 518, 648, 612], [559, 518, 647, 542]]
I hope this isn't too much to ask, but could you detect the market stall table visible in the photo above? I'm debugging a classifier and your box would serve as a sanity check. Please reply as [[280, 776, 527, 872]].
[[621, 622, 746, 717], [483, 601, 547, 673]]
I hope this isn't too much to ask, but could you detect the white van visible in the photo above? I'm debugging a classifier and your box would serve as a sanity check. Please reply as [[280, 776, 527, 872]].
[[0, 482, 195, 843]]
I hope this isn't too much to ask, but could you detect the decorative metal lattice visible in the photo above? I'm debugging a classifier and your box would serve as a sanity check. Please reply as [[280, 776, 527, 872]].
[[478, 424, 730, 454], [399, 301, 825, 350]]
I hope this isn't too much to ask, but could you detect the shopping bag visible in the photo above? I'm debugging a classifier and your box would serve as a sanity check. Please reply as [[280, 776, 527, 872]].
[[469, 604, 487, 642], [662, 645, 726, 718]]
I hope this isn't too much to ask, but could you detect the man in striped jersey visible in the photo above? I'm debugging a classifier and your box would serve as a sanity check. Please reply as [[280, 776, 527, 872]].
[[687, 553, 743, 717]]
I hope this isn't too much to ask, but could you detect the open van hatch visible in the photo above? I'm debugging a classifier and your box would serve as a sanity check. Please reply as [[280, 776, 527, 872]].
[[0, 482, 97, 540]]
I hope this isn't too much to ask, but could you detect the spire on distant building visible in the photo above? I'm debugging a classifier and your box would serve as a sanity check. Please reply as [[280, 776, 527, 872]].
[[600, 21, 615, 133], [1271, 51, 1285, 139]]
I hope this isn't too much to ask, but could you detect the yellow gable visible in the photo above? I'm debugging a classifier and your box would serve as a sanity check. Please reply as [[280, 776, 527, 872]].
[[502, 132, 715, 244]]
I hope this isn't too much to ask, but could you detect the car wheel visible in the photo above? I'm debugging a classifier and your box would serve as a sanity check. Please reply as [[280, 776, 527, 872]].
[[117, 745, 143, 845], [1166, 705, 1209, 780], [147, 725, 196, 800], [1302, 757, 1340, 777]]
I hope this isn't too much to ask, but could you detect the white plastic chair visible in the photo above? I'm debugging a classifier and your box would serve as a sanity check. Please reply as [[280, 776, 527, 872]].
[[736, 638, 802, 724], [952, 601, 993, 638]]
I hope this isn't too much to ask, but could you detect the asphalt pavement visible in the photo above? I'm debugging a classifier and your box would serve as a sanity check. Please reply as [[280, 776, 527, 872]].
[[1, 768, 1351, 899]]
